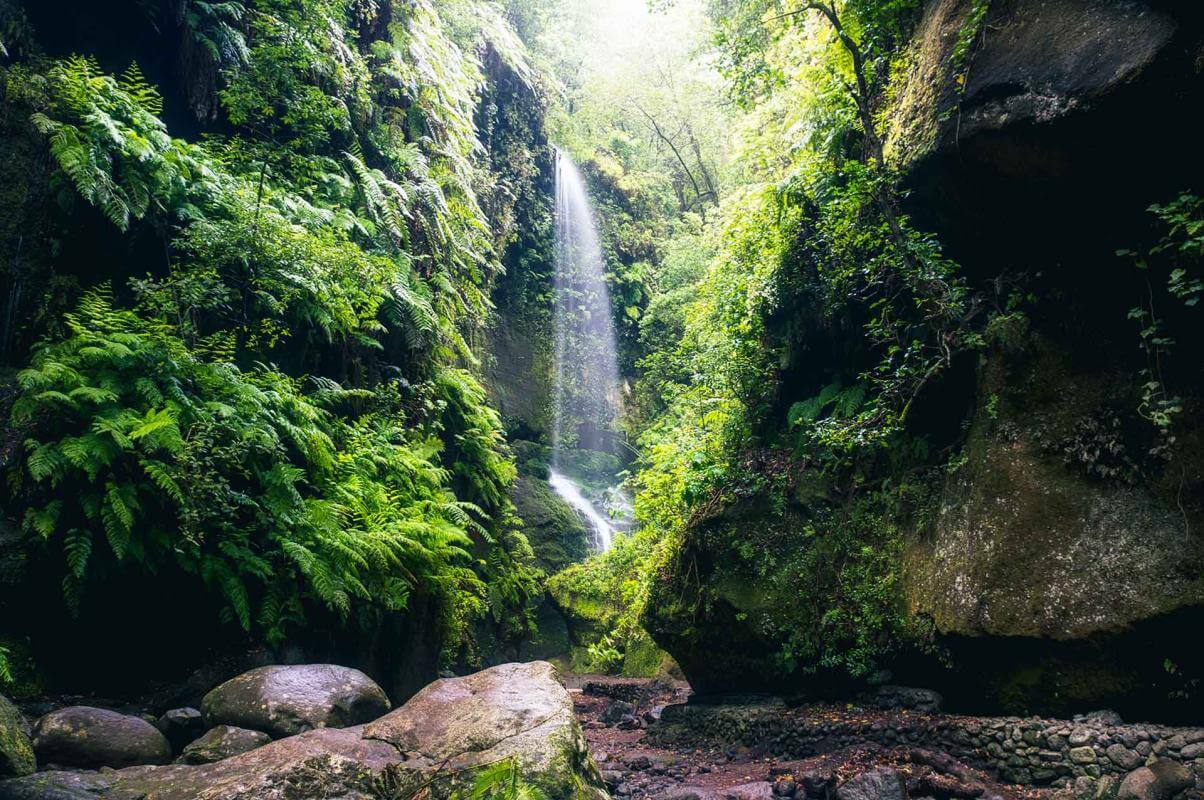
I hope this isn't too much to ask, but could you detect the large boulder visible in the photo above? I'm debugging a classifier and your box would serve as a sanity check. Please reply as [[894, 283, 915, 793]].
[[32, 706, 171, 769], [0, 662, 607, 800], [512, 474, 591, 573], [903, 340, 1204, 716], [884, 0, 1204, 279], [201, 664, 390, 738], [362, 661, 606, 798], [1117, 759, 1193, 800], [179, 725, 272, 765], [0, 695, 33, 778]]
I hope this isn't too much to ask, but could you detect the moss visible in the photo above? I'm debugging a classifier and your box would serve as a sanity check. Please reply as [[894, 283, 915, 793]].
[[644, 488, 917, 695], [511, 475, 591, 574], [905, 337, 1204, 641], [0, 693, 35, 778]]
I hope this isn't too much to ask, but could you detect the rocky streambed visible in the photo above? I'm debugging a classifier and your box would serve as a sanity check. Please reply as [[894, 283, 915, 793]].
[[5, 666, 1204, 800], [569, 676, 1204, 800], [0, 662, 607, 799]]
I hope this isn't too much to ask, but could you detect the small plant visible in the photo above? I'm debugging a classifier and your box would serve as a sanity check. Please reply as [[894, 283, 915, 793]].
[[459, 758, 548, 800]]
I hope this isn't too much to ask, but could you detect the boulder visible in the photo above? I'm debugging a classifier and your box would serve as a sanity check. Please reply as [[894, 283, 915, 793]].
[[836, 768, 908, 800], [602, 699, 637, 724], [179, 725, 272, 764], [725, 782, 774, 800], [1107, 744, 1143, 771], [362, 661, 607, 798], [1117, 759, 1193, 800], [32, 706, 171, 769], [0, 695, 33, 778], [158, 707, 205, 753], [873, 685, 943, 713], [201, 664, 390, 738], [0, 662, 606, 800]]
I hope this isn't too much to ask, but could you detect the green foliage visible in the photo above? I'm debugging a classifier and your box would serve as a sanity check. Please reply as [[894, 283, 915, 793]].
[[1, 0, 547, 659], [457, 758, 549, 800], [29, 57, 205, 231], [950, 0, 990, 93], [1121, 193, 1204, 431], [547, 528, 664, 676], [609, 0, 977, 681], [11, 289, 486, 639]]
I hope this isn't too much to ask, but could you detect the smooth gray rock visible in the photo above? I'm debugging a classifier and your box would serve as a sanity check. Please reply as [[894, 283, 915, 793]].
[[158, 707, 204, 753], [32, 706, 171, 769], [179, 725, 271, 764], [201, 664, 390, 738], [1118, 759, 1193, 800], [1107, 744, 1142, 770]]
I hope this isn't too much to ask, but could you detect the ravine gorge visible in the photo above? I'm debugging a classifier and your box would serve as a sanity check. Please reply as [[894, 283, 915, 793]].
[[2, 1, 1204, 799]]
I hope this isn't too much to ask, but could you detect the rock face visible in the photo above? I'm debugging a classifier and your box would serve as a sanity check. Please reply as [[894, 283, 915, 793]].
[[0, 662, 607, 800], [32, 706, 171, 769], [886, 0, 1179, 169], [642, 0, 1204, 718], [180, 725, 272, 764], [201, 664, 391, 738], [905, 345, 1204, 641], [511, 474, 591, 573], [0, 695, 34, 778]]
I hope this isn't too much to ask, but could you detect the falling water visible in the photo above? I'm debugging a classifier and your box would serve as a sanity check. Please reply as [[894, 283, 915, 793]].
[[550, 151, 628, 551]]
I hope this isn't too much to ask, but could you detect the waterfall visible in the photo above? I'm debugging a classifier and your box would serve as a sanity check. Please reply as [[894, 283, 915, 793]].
[[550, 150, 628, 551]]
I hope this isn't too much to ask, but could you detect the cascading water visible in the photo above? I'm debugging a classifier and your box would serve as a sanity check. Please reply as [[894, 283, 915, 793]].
[[550, 150, 629, 551]]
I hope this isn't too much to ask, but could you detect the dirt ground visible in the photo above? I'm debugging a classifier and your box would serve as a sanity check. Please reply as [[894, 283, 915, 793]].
[[566, 675, 1053, 800]]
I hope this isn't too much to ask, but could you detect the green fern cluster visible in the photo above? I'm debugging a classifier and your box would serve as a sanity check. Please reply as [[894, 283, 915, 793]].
[[2, 0, 546, 656], [10, 288, 484, 640]]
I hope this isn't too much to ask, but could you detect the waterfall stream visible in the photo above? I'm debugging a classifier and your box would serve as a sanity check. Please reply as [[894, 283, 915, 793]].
[[550, 151, 629, 551]]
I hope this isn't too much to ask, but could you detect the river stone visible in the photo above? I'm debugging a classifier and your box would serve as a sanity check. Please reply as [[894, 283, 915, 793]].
[[0, 695, 34, 778], [32, 706, 171, 769], [1070, 747, 1098, 764], [201, 664, 390, 738], [0, 662, 607, 800], [180, 725, 272, 764], [1118, 758, 1194, 800], [835, 767, 908, 800], [0, 728, 394, 800], [158, 707, 205, 753], [1107, 744, 1143, 770]]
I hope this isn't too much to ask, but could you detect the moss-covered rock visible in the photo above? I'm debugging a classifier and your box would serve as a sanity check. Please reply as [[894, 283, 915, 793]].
[[0, 694, 34, 778], [0, 663, 607, 800], [643, 492, 912, 696], [512, 475, 591, 573], [885, 0, 1179, 172], [905, 341, 1204, 641]]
